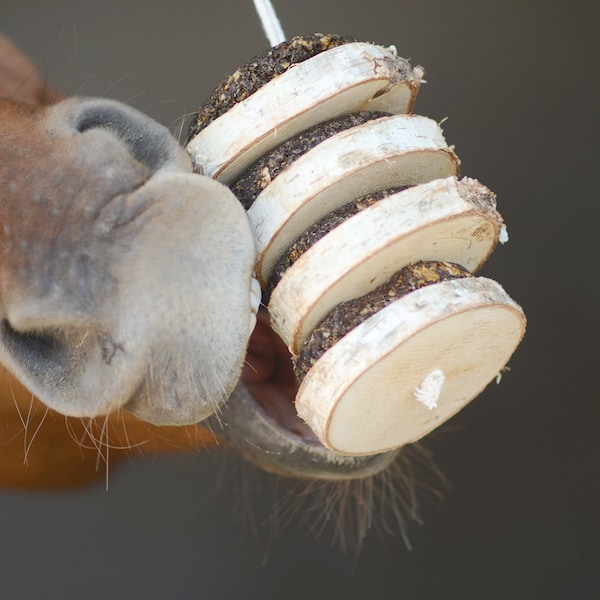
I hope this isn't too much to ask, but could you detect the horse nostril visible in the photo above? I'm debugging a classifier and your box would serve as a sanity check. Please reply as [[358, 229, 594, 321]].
[[0, 317, 125, 418], [0, 318, 73, 379], [68, 98, 191, 174]]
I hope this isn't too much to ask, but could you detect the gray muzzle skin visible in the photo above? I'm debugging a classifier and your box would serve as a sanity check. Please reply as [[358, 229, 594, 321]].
[[0, 97, 257, 426]]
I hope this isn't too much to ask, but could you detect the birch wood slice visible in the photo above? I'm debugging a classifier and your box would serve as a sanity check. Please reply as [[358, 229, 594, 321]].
[[250, 115, 460, 285], [269, 177, 503, 353], [187, 43, 421, 183], [295, 277, 526, 455]]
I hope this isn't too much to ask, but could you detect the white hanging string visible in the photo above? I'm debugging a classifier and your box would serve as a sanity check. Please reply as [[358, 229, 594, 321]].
[[252, 0, 287, 46]]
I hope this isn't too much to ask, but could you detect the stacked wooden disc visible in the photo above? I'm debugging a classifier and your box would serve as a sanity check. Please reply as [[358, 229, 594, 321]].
[[187, 34, 526, 456]]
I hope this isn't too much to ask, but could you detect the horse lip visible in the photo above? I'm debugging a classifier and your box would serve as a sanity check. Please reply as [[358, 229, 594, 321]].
[[207, 383, 399, 480]]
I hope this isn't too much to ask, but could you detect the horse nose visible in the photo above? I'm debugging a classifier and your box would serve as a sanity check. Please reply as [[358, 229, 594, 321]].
[[0, 97, 257, 424]]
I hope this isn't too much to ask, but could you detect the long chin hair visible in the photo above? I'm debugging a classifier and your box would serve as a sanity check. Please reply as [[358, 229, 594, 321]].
[[213, 442, 447, 561]]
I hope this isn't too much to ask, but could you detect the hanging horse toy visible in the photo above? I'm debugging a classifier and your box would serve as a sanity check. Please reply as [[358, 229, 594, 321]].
[[0, 0, 525, 551]]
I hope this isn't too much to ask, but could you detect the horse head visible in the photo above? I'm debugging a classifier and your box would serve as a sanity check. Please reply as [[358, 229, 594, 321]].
[[0, 35, 398, 490]]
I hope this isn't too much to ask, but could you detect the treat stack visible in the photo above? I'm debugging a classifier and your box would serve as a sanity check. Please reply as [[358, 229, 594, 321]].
[[187, 34, 526, 456]]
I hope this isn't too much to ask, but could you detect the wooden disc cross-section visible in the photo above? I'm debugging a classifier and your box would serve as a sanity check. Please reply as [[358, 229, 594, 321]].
[[269, 176, 503, 353], [187, 42, 422, 183], [295, 277, 526, 455], [250, 114, 460, 285], [187, 34, 526, 456]]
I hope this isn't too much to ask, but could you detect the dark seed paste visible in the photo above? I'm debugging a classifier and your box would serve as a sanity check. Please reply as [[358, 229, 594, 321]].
[[188, 34, 357, 140], [266, 185, 411, 298], [293, 261, 472, 382], [231, 111, 391, 209]]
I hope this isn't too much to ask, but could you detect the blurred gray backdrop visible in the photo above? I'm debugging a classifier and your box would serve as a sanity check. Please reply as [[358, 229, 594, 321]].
[[1, 0, 598, 598]]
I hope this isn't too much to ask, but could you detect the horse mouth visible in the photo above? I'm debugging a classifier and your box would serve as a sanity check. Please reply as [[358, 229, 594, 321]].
[[207, 314, 399, 480], [240, 313, 321, 444]]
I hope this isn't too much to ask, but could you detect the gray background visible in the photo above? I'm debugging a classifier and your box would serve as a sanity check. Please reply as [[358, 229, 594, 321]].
[[1, 0, 598, 598]]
